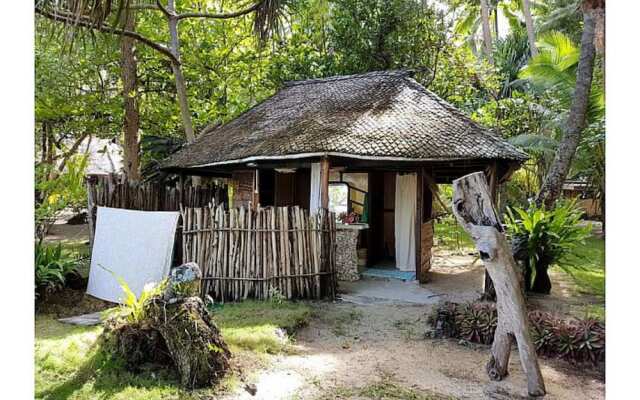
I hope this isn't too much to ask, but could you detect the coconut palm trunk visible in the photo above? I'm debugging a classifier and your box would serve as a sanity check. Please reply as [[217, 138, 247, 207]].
[[522, 0, 538, 57], [535, 0, 604, 209], [480, 0, 494, 64]]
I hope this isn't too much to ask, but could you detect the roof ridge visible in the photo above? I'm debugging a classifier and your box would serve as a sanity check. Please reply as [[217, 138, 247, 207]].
[[283, 69, 413, 88]]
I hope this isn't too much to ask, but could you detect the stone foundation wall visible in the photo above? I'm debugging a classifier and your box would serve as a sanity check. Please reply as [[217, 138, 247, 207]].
[[336, 228, 360, 281]]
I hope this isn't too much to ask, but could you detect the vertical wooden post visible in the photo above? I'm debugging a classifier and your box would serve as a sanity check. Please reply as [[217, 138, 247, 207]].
[[86, 176, 96, 250], [488, 162, 498, 205], [253, 169, 260, 210], [179, 173, 185, 207], [415, 169, 423, 281], [319, 157, 330, 210]]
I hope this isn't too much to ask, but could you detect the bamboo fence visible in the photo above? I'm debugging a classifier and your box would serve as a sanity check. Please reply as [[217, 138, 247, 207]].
[[86, 176, 227, 248], [181, 205, 337, 301]]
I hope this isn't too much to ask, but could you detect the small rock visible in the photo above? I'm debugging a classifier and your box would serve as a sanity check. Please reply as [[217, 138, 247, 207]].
[[244, 383, 257, 396]]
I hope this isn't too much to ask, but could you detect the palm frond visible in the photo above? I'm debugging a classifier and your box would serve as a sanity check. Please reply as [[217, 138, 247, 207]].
[[253, 0, 288, 42]]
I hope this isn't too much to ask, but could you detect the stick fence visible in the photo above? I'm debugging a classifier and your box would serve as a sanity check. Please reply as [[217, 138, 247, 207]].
[[181, 205, 337, 301]]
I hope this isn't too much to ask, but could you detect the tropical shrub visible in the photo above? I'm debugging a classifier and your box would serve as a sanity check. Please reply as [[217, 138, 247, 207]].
[[35, 155, 88, 238], [35, 242, 79, 297], [505, 200, 591, 294], [428, 302, 604, 366]]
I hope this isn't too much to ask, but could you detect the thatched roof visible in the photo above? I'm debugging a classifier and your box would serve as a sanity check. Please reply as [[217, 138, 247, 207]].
[[163, 70, 527, 170]]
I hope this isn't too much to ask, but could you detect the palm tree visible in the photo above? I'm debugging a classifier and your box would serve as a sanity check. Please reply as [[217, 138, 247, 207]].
[[534, 0, 604, 208], [480, 0, 494, 63], [521, 0, 537, 57]]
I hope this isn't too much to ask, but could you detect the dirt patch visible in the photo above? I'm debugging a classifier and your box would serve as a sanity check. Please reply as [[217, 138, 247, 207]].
[[37, 287, 114, 318]]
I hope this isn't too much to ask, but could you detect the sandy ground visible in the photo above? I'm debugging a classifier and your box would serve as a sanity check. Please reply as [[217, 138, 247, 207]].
[[222, 250, 604, 400], [222, 302, 604, 400]]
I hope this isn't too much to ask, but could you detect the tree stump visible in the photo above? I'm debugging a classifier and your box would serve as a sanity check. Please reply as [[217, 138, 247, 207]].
[[452, 172, 545, 397], [147, 296, 230, 388]]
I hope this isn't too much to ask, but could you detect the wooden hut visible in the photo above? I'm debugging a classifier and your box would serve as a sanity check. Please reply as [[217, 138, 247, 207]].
[[161, 70, 527, 283]]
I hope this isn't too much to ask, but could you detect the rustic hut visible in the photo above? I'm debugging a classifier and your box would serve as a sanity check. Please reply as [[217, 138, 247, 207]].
[[162, 70, 527, 283]]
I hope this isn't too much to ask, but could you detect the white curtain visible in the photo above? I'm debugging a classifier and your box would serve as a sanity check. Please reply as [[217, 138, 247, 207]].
[[87, 207, 180, 303], [394, 173, 416, 272], [309, 162, 321, 214]]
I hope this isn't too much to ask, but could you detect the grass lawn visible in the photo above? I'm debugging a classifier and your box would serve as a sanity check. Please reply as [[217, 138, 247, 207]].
[[558, 235, 605, 319], [35, 300, 312, 400]]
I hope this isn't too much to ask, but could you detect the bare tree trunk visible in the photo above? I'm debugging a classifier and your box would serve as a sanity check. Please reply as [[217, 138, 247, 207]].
[[535, 1, 601, 209], [120, 9, 141, 181], [167, 0, 196, 143], [522, 0, 538, 57], [452, 172, 545, 397], [480, 0, 494, 64]]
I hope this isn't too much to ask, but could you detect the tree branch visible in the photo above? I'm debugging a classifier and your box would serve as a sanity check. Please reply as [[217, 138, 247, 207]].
[[177, 1, 262, 20], [35, 7, 179, 64]]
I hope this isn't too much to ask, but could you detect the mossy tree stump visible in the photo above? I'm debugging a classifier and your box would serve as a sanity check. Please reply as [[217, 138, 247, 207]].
[[147, 296, 230, 388]]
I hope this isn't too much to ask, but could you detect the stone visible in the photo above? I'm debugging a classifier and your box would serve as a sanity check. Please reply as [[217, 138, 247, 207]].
[[164, 262, 202, 300], [58, 311, 103, 326]]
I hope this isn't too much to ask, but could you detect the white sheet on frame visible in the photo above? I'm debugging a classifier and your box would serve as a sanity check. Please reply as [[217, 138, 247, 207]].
[[87, 207, 180, 303]]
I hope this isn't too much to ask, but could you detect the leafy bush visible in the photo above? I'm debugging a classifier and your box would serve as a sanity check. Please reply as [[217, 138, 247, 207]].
[[428, 302, 605, 366], [35, 155, 88, 238], [505, 200, 591, 294], [35, 242, 79, 297]]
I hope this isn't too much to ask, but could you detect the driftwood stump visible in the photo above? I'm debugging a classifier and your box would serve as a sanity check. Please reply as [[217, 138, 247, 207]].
[[452, 172, 545, 397]]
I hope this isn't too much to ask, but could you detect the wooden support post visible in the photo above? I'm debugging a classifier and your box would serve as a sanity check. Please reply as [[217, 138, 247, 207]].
[[253, 169, 260, 210], [452, 172, 545, 397], [319, 158, 330, 210], [179, 173, 185, 207], [415, 169, 423, 281]]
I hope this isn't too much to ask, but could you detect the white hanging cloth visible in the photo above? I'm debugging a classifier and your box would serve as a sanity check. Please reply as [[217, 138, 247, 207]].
[[309, 162, 321, 215], [87, 207, 180, 303], [394, 173, 416, 272]]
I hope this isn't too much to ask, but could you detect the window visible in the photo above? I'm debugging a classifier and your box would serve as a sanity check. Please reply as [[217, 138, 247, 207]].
[[329, 183, 348, 215]]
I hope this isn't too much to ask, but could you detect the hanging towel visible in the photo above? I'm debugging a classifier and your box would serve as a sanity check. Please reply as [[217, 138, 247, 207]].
[[309, 162, 321, 214], [394, 173, 416, 272], [87, 207, 180, 304]]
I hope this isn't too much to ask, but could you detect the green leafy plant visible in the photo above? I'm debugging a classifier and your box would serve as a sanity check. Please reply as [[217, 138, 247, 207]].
[[505, 200, 591, 294], [35, 155, 88, 238], [35, 242, 79, 297], [99, 265, 166, 324]]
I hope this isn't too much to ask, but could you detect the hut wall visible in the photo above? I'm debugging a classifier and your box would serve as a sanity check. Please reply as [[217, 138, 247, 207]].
[[231, 170, 256, 209]]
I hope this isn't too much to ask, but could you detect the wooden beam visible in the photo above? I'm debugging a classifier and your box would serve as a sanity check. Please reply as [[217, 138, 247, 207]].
[[320, 158, 330, 209]]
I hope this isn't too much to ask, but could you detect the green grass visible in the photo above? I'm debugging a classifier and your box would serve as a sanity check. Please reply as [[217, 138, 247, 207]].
[[214, 300, 312, 353], [561, 236, 605, 297], [35, 300, 312, 399], [314, 372, 455, 400], [558, 235, 605, 319]]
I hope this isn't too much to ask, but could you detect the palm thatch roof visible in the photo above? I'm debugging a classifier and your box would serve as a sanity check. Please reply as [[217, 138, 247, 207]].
[[162, 70, 527, 170]]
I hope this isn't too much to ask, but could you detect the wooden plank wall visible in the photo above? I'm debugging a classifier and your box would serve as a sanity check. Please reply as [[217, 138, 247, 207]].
[[181, 205, 337, 302]]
